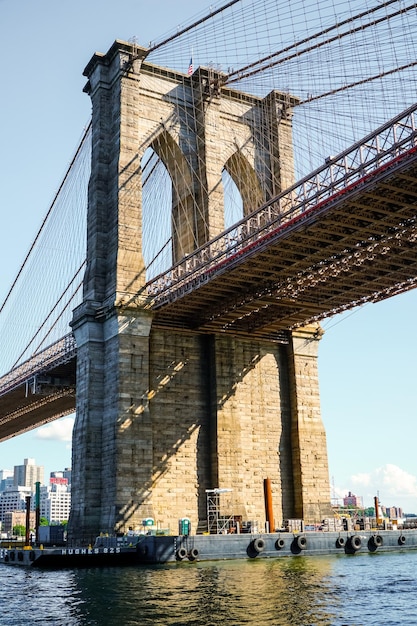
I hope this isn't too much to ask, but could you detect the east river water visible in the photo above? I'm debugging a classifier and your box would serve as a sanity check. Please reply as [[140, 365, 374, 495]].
[[1, 550, 417, 625]]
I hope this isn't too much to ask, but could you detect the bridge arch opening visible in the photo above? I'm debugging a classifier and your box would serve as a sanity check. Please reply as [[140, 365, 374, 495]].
[[142, 129, 208, 281], [141, 147, 173, 281], [222, 169, 243, 230], [223, 151, 264, 220]]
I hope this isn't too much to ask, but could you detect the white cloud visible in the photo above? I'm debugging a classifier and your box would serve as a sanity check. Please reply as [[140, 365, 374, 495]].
[[350, 472, 371, 487], [346, 464, 417, 511], [36, 417, 75, 442], [377, 464, 417, 499]]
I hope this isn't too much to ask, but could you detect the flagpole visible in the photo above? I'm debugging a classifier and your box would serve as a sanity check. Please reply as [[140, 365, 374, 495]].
[[188, 48, 194, 75]]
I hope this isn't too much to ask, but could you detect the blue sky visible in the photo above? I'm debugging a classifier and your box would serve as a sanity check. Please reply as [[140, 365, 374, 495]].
[[1, 0, 417, 513]]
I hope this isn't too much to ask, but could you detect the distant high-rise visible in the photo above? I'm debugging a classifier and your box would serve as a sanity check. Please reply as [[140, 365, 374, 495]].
[[0, 469, 13, 492], [63, 468, 71, 485], [343, 491, 363, 508], [40, 482, 71, 523], [50, 468, 71, 486], [0, 485, 32, 524], [13, 458, 44, 490], [385, 505, 404, 520]]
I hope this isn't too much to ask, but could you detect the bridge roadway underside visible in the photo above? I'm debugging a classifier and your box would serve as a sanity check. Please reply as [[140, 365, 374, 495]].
[[0, 359, 76, 442], [151, 153, 417, 339], [2, 153, 417, 441]]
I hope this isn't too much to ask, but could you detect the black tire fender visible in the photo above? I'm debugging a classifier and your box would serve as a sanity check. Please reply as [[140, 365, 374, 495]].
[[297, 535, 307, 550], [252, 538, 265, 553], [275, 538, 285, 550], [176, 547, 188, 560], [350, 535, 362, 551], [188, 548, 199, 560]]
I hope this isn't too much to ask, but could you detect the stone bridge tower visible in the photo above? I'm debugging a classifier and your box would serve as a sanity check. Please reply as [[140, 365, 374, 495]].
[[68, 40, 331, 543]]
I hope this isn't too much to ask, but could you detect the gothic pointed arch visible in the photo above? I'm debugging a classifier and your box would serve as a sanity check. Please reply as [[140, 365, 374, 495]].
[[224, 151, 264, 217], [150, 130, 204, 265]]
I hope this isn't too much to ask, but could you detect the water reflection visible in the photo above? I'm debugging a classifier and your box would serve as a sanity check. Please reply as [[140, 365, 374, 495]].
[[3, 552, 417, 625], [69, 557, 335, 625]]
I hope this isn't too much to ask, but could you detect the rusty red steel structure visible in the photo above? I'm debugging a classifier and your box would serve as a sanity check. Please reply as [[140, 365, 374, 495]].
[[1, 102, 417, 439], [148, 103, 417, 299], [143, 102, 417, 335], [0, 334, 76, 440]]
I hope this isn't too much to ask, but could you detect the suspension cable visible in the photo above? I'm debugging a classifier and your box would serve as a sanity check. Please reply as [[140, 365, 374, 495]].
[[0, 123, 91, 316], [226, 1, 417, 85]]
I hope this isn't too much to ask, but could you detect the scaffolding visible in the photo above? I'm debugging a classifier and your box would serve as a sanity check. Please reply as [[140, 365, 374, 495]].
[[206, 488, 233, 534]]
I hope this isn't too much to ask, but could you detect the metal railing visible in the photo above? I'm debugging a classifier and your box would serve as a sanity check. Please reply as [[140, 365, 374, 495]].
[[0, 333, 76, 397], [145, 102, 417, 306], [2, 105, 417, 391]]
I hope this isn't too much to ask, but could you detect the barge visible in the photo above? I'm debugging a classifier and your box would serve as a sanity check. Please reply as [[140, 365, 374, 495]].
[[0, 535, 140, 568], [134, 528, 417, 564], [2, 528, 417, 568]]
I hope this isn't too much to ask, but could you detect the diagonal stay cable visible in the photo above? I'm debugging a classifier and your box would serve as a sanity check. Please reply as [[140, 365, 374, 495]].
[[0, 122, 91, 316], [11, 262, 86, 369], [300, 60, 417, 103], [147, 0, 242, 54], [226, 0, 416, 85]]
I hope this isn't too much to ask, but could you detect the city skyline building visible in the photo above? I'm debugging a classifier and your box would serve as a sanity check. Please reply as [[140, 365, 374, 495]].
[[0, 485, 31, 524], [40, 482, 71, 524], [383, 505, 404, 520], [343, 491, 364, 508], [0, 459, 72, 528], [0, 469, 13, 492], [13, 458, 44, 491], [50, 468, 72, 485], [2, 510, 36, 536]]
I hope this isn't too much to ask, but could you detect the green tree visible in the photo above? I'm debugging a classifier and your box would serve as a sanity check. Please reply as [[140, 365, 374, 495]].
[[39, 517, 49, 526], [12, 524, 26, 536]]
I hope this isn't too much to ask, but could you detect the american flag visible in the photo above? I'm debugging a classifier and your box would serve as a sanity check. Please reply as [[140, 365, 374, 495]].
[[187, 57, 193, 75]]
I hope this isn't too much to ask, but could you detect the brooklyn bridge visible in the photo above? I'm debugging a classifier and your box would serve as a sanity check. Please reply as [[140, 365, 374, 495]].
[[1, 0, 416, 542]]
